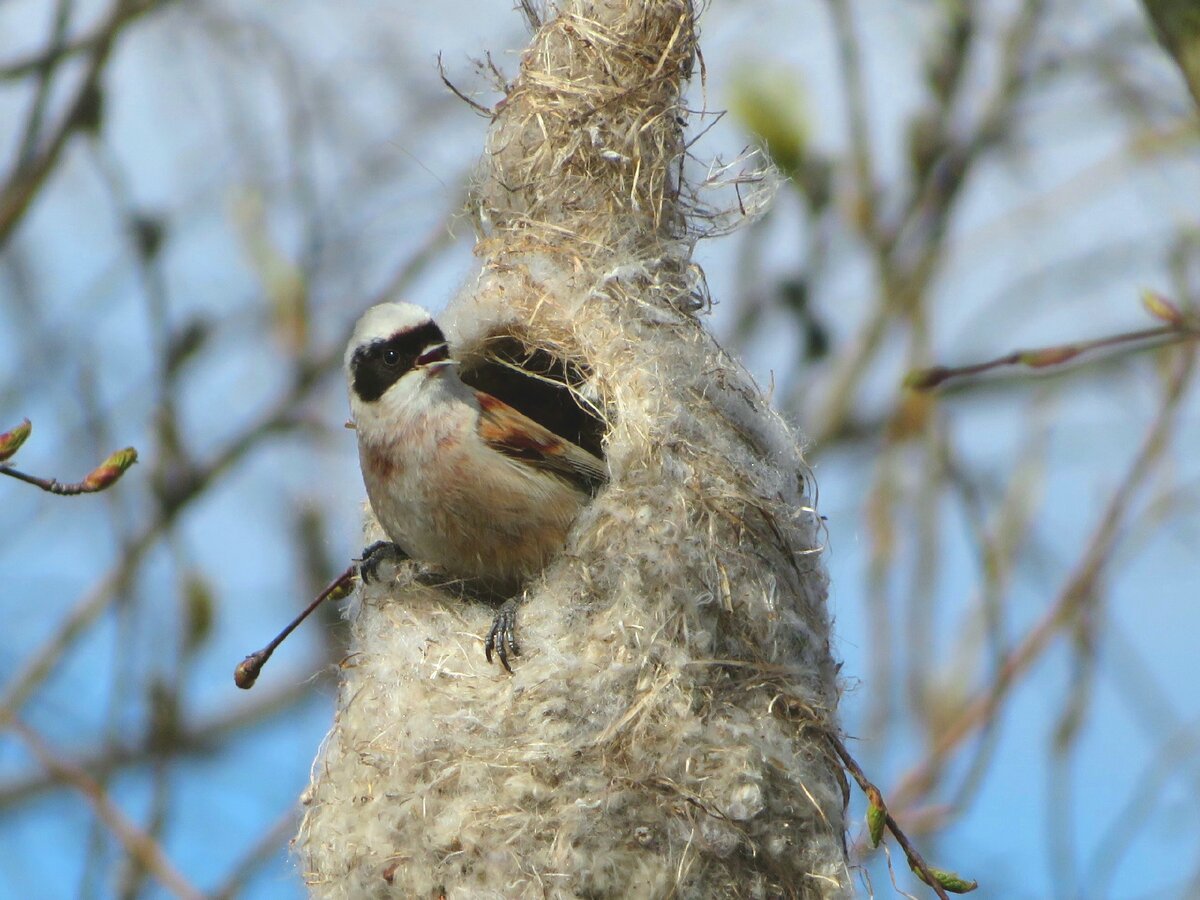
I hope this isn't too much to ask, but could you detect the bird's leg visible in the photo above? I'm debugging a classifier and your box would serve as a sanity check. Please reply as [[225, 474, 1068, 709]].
[[358, 540, 409, 583], [414, 575, 520, 671], [484, 599, 520, 673]]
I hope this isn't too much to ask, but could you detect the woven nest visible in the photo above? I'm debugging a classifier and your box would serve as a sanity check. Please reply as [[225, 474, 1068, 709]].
[[296, 2, 850, 897]]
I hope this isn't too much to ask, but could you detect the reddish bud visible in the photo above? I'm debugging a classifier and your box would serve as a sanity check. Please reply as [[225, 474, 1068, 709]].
[[82, 447, 138, 491], [235, 651, 267, 690], [0, 419, 32, 462]]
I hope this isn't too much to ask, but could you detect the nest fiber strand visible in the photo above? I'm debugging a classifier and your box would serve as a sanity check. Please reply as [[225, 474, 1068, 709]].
[[297, 2, 850, 896]]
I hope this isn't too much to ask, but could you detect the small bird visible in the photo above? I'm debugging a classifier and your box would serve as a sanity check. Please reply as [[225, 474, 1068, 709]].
[[344, 302, 606, 668]]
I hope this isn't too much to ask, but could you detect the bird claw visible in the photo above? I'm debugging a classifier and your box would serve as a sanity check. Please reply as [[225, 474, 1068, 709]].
[[358, 541, 408, 583], [484, 599, 520, 672]]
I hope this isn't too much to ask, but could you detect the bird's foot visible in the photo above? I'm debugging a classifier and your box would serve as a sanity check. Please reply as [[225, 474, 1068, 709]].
[[358, 541, 408, 583], [484, 599, 520, 673]]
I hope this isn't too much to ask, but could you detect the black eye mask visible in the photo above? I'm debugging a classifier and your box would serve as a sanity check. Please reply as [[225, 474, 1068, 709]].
[[351, 320, 447, 402]]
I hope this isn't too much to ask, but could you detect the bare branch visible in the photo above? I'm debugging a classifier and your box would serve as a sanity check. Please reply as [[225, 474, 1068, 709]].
[[12, 720, 203, 900], [891, 345, 1197, 810], [906, 324, 1198, 390]]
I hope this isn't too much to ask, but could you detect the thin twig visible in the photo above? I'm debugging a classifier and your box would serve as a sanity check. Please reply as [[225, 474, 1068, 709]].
[[824, 0, 880, 243], [0, 0, 162, 247], [905, 325, 1197, 390], [810, 1, 1048, 442], [825, 731, 955, 899], [891, 345, 1197, 810], [437, 52, 495, 116], [234, 565, 356, 689], [0, 680, 321, 808], [0, 447, 137, 494], [209, 808, 300, 900], [12, 720, 204, 900], [0, 534, 154, 731], [16, 0, 75, 167]]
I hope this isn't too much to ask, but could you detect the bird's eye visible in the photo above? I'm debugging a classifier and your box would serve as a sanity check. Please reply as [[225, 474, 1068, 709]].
[[382, 348, 401, 367]]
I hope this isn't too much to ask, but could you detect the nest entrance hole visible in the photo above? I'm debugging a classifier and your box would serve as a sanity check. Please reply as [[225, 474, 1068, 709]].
[[457, 333, 607, 461]]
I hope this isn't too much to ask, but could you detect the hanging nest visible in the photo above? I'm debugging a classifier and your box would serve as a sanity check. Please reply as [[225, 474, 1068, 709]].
[[296, 2, 850, 897]]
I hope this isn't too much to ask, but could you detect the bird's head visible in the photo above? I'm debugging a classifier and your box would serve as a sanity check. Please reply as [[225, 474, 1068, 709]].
[[345, 303, 453, 409]]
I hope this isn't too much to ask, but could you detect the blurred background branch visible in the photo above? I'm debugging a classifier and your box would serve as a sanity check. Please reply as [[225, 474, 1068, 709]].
[[0, 0, 1197, 896], [1142, 0, 1200, 109]]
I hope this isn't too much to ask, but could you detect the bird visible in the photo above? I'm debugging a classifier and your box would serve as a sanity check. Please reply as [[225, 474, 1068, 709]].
[[344, 302, 607, 668]]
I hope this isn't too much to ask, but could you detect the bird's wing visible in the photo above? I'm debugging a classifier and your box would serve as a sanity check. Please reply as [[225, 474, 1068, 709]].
[[474, 391, 607, 494]]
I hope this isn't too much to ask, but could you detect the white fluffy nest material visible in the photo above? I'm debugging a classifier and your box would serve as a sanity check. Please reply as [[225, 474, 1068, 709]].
[[296, 1, 850, 897]]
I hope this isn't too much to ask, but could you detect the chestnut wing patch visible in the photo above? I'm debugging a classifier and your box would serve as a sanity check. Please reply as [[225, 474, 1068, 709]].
[[475, 392, 607, 494]]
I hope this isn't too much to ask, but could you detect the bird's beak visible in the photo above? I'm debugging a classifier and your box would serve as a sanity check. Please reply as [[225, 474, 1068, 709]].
[[416, 343, 454, 368]]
